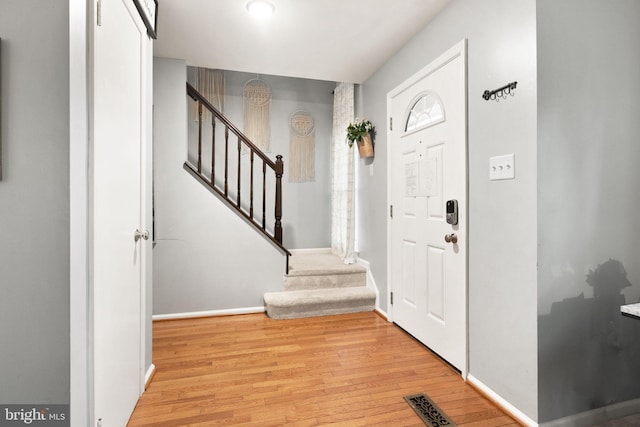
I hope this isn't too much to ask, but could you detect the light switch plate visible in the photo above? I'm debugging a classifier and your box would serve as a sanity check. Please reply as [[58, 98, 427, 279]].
[[489, 154, 515, 180]]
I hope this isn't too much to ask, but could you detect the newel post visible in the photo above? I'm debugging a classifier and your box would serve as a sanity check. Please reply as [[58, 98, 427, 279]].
[[274, 155, 284, 244], [197, 101, 203, 173]]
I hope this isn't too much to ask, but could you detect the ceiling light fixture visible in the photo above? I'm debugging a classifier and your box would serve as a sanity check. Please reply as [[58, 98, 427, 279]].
[[246, 0, 275, 20]]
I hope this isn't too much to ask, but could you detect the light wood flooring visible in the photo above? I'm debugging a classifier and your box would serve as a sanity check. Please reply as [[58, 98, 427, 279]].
[[128, 312, 521, 426]]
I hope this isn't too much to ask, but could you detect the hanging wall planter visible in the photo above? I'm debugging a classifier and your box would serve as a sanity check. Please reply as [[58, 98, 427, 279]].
[[347, 119, 375, 158], [356, 133, 374, 158]]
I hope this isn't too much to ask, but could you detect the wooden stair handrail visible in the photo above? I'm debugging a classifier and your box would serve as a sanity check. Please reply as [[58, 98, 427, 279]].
[[185, 83, 291, 265], [187, 83, 276, 169]]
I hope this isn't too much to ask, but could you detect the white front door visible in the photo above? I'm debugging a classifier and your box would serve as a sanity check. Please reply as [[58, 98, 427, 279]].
[[92, 0, 150, 425], [387, 41, 467, 374]]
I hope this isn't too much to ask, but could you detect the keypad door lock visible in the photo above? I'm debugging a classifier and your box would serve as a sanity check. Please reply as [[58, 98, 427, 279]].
[[446, 200, 458, 225]]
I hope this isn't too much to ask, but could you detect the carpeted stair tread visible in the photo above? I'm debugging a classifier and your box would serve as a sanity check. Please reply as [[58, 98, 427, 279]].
[[284, 270, 365, 291], [265, 287, 376, 307], [264, 250, 376, 320], [287, 252, 365, 277], [264, 287, 376, 320]]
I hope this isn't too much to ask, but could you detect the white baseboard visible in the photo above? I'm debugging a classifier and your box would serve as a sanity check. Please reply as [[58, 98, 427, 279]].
[[144, 363, 156, 390], [540, 397, 640, 427], [356, 257, 388, 317], [356, 256, 389, 320], [374, 308, 389, 320], [153, 306, 265, 321], [467, 374, 538, 427]]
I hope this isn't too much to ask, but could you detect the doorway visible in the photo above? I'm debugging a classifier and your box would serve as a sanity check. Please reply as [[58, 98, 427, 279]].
[[387, 40, 468, 375], [90, 0, 152, 424]]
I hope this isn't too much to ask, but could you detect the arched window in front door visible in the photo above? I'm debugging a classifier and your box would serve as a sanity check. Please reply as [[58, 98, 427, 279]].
[[405, 92, 445, 133]]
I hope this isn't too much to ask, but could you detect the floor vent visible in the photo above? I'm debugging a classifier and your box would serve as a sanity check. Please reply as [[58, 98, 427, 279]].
[[404, 393, 457, 427]]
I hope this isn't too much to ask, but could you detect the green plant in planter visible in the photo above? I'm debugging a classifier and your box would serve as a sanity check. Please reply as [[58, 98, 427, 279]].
[[346, 119, 375, 148]]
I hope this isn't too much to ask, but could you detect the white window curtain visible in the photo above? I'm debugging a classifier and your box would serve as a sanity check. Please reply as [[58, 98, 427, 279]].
[[196, 67, 224, 109], [331, 82, 356, 264], [193, 67, 224, 121]]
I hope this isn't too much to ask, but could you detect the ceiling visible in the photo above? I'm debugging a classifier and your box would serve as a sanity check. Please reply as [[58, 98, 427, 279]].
[[154, 0, 451, 83]]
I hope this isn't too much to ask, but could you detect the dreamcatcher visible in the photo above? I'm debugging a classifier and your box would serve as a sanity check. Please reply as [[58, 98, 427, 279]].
[[288, 110, 315, 183], [243, 78, 271, 152]]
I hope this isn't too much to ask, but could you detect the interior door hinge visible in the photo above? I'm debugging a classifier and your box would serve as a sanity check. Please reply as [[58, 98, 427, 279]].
[[97, 0, 102, 26], [390, 292, 394, 305], [389, 117, 393, 131], [390, 205, 393, 218]]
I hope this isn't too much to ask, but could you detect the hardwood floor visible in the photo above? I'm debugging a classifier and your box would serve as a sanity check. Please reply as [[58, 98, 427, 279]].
[[128, 312, 521, 426]]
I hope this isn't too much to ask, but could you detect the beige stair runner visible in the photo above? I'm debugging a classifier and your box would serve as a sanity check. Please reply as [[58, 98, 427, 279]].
[[264, 251, 376, 319]]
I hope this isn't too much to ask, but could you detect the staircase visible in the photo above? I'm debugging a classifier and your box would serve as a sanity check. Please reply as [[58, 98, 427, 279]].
[[264, 250, 376, 319], [186, 84, 376, 317]]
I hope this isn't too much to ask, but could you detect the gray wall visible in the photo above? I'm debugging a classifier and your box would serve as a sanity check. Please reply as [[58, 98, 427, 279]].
[[358, 0, 538, 420], [154, 58, 334, 315], [0, 0, 70, 404], [537, 0, 640, 423]]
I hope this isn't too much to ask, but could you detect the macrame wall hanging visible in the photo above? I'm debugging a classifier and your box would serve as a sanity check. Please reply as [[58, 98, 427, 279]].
[[288, 110, 316, 183], [193, 67, 224, 122], [243, 78, 272, 152]]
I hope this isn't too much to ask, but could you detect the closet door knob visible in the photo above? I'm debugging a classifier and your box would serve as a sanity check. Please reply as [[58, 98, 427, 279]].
[[134, 229, 149, 242]]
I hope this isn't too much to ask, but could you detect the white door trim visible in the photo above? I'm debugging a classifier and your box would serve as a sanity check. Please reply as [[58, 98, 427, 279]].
[[69, 0, 90, 425], [386, 39, 468, 377]]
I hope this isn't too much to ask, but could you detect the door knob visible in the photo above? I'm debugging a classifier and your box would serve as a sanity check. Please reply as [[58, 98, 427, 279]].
[[444, 233, 458, 244], [134, 229, 149, 242]]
